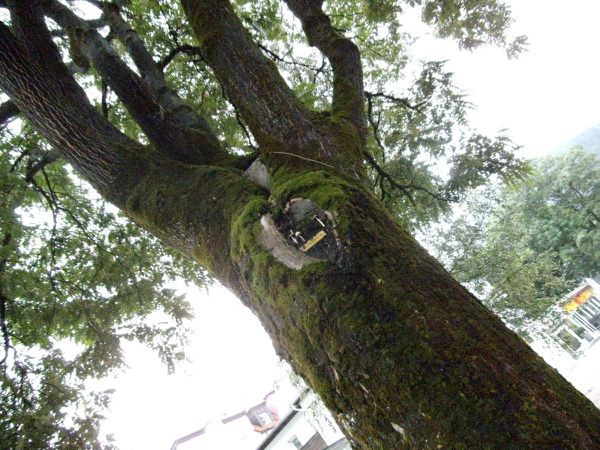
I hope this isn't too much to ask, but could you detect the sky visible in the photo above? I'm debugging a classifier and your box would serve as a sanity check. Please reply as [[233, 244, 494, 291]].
[[99, 2, 600, 449], [416, 0, 600, 158]]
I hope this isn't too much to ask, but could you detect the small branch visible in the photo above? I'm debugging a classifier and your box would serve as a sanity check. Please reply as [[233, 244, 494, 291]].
[[363, 150, 448, 206], [365, 91, 426, 112], [101, 80, 109, 118], [158, 44, 204, 70], [0, 232, 13, 366], [234, 108, 256, 150], [256, 42, 326, 73], [0, 289, 13, 366], [366, 94, 386, 161], [272, 151, 335, 170]]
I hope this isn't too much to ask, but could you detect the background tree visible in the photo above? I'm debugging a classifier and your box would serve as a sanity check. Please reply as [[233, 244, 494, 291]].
[[427, 147, 600, 336], [0, 1, 599, 449]]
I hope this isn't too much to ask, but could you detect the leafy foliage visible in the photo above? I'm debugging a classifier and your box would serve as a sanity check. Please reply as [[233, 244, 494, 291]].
[[0, 0, 531, 447], [0, 123, 204, 448], [114, 0, 530, 229], [425, 147, 600, 335]]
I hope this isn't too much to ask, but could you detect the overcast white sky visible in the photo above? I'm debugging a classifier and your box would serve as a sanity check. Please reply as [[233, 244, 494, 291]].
[[421, 0, 600, 158], [101, 2, 600, 449]]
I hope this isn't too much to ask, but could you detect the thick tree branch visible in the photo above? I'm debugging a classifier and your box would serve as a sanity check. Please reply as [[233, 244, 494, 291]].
[[180, 0, 318, 151], [284, 0, 366, 140], [102, 3, 218, 138], [43, 0, 233, 167], [0, 9, 147, 206], [0, 99, 19, 128]]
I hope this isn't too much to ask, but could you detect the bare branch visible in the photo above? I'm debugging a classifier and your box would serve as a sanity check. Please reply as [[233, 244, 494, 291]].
[[363, 150, 447, 206], [284, 0, 366, 140], [256, 42, 326, 74], [0, 288, 12, 366], [365, 91, 426, 112], [366, 93, 386, 161], [158, 44, 203, 70], [0, 231, 13, 366]]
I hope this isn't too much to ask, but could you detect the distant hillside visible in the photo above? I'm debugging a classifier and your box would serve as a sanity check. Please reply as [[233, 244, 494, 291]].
[[553, 124, 600, 155]]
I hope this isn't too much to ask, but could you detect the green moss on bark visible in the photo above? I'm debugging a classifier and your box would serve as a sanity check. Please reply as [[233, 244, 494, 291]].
[[227, 164, 600, 449]]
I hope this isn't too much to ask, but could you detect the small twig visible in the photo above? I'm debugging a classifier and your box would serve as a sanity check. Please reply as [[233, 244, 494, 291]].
[[363, 151, 449, 206], [366, 94, 386, 161], [271, 151, 336, 170], [0, 232, 13, 366], [158, 44, 204, 70], [257, 43, 326, 73], [234, 108, 256, 150], [365, 91, 426, 112]]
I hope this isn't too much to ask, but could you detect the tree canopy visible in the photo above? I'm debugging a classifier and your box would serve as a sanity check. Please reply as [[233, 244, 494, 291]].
[[2, 1, 598, 449], [427, 147, 600, 335]]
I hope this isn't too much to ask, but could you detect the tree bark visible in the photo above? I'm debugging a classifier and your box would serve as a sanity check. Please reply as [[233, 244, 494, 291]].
[[126, 152, 600, 448], [1, 2, 600, 449]]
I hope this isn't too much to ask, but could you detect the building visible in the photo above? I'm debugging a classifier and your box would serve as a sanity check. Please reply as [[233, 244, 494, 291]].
[[554, 276, 600, 355], [170, 389, 350, 450], [256, 389, 349, 450], [170, 392, 281, 450]]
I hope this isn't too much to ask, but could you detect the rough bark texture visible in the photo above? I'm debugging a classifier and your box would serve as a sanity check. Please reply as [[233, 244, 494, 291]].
[[1, 1, 600, 448], [222, 164, 600, 449]]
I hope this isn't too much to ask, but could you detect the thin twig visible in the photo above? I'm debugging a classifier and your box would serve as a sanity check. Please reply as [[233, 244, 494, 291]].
[[158, 44, 204, 70], [365, 91, 426, 112], [271, 151, 336, 170]]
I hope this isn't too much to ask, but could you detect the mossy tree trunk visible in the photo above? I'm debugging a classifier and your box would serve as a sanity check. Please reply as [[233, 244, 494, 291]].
[[1, 1, 600, 448]]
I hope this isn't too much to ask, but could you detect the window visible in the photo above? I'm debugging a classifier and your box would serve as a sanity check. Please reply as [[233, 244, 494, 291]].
[[288, 435, 302, 450], [257, 412, 271, 426]]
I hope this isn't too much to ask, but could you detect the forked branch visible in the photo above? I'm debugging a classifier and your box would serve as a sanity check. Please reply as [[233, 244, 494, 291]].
[[0, 7, 147, 205], [43, 0, 227, 166], [284, 0, 366, 140]]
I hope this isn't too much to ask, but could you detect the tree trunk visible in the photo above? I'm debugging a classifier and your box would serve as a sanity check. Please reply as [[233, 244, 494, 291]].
[[1, 2, 600, 448], [123, 151, 600, 448]]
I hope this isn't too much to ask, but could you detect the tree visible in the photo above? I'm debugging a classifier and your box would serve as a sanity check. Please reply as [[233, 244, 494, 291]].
[[0, 1, 599, 448], [427, 147, 600, 336], [1, 115, 204, 446]]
